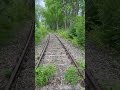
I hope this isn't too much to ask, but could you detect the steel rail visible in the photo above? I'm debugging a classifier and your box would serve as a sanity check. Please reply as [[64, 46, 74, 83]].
[[35, 33, 101, 90], [36, 34, 50, 68], [5, 22, 34, 90], [54, 34, 101, 90]]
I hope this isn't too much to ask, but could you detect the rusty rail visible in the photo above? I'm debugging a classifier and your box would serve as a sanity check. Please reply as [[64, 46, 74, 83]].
[[55, 34, 101, 90], [36, 34, 50, 68], [5, 22, 34, 90]]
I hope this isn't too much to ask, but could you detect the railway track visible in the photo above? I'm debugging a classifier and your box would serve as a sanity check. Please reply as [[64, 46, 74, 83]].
[[4, 22, 34, 90], [36, 34, 101, 90]]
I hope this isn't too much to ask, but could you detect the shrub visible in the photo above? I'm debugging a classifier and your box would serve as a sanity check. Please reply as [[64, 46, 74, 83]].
[[57, 16, 85, 48], [75, 16, 85, 47], [71, 37, 79, 46], [57, 29, 69, 39], [65, 66, 82, 86], [77, 60, 85, 71], [35, 64, 57, 87], [35, 24, 47, 45]]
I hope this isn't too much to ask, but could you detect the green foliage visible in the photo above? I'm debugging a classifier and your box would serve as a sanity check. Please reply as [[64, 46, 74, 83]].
[[77, 60, 85, 71], [35, 4, 48, 45], [0, 0, 33, 44], [71, 37, 79, 46], [57, 16, 85, 48], [87, 0, 120, 50], [35, 64, 57, 87], [75, 16, 85, 47], [35, 24, 47, 45], [41, 0, 63, 30], [36, 0, 85, 48], [57, 30, 69, 39], [65, 66, 82, 86]]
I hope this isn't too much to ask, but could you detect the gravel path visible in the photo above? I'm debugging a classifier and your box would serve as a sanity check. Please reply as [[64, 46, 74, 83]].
[[0, 21, 32, 88], [35, 34, 85, 90]]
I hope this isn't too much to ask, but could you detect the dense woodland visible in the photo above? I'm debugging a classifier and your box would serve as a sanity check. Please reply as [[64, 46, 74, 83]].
[[35, 0, 85, 48], [0, 0, 33, 45], [86, 0, 120, 51]]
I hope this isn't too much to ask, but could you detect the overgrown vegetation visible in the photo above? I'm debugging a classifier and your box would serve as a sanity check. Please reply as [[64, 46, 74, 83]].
[[35, 64, 57, 87], [0, 0, 33, 44], [57, 16, 85, 48], [35, 4, 48, 45], [77, 60, 85, 71], [35, 22, 47, 45], [37, 0, 85, 48], [86, 0, 120, 50], [65, 66, 82, 86]]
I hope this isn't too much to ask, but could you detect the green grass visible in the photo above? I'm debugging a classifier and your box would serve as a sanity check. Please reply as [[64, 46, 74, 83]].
[[35, 64, 57, 87], [65, 66, 82, 86]]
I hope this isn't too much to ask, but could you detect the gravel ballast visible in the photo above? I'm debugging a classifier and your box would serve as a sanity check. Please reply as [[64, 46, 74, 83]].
[[0, 21, 33, 88]]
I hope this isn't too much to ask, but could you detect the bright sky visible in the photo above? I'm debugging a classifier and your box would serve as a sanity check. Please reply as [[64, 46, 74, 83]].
[[36, 0, 45, 7]]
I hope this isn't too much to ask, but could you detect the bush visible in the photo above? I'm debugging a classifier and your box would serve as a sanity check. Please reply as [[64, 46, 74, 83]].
[[65, 66, 82, 86], [0, 0, 32, 44], [75, 16, 85, 47], [77, 60, 85, 71], [57, 29, 69, 39], [71, 37, 79, 46], [35, 64, 57, 87], [88, 0, 120, 50], [35, 24, 47, 45]]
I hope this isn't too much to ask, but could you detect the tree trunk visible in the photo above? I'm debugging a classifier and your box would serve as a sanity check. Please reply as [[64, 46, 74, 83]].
[[62, 0, 67, 30], [56, 20, 59, 30]]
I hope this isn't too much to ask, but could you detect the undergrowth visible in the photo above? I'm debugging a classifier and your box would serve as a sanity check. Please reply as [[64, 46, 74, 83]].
[[35, 25, 47, 45], [57, 30, 69, 39], [77, 60, 85, 71], [65, 66, 82, 86], [35, 64, 57, 87], [55, 16, 85, 49]]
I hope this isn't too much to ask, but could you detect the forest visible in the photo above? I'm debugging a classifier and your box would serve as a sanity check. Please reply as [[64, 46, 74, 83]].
[[86, 0, 120, 51], [36, 0, 120, 51], [0, 0, 33, 45], [35, 0, 85, 48]]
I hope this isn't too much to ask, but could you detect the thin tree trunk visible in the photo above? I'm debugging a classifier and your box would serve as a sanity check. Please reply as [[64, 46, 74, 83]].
[[62, 0, 67, 30], [57, 20, 59, 30]]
